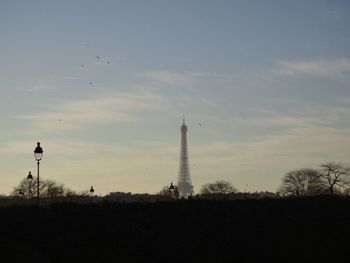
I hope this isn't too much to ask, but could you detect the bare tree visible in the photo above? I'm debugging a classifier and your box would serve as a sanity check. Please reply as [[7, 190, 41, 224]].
[[200, 180, 237, 194], [158, 185, 179, 199], [12, 178, 67, 198], [12, 178, 45, 198], [279, 168, 325, 196], [44, 180, 65, 198], [342, 188, 350, 196], [320, 162, 350, 195]]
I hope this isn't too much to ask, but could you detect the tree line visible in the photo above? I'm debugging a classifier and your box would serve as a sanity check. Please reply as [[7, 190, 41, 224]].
[[12, 178, 89, 199], [11, 161, 350, 199], [158, 161, 350, 198], [279, 162, 350, 196]]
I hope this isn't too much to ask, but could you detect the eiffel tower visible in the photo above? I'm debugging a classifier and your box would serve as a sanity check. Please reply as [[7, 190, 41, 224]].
[[177, 115, 194, 198]]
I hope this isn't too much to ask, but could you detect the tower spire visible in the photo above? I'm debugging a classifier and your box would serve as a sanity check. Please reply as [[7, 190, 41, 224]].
[[177, 115, 193, 198], [183, 113, 185, 125]]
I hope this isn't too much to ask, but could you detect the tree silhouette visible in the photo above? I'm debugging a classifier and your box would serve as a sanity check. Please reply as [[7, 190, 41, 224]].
[[45, 179, 65, 198], [320, 162, 350, 195], [158, 185, 179, 199], [279, 168, 325, 196], [200, 180, 237, 194], [12, 178, 68, 199]]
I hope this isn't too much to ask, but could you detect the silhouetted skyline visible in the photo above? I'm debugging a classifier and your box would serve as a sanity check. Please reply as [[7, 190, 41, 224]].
[[0, 1, 350, 195]]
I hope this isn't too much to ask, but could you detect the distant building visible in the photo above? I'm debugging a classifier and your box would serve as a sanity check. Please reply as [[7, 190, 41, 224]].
[[0, 194, 9, 199], [196, 191, 281, 200], [105, 192, 171, 202]]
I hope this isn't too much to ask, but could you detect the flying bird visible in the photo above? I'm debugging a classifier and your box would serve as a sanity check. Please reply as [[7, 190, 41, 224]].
[[96, 56, 100, 59], [81, 64, 85, 67], [107, 61, 110, 64], [198, 123, 202, 127], [90, 82, 93, 86]]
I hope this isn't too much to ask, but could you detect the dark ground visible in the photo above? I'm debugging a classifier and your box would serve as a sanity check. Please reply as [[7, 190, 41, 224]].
[[1, 197, 349, 263]]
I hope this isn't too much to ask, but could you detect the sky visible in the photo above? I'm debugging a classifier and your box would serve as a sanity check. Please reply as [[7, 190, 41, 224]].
[[1, 0, 350, 195]]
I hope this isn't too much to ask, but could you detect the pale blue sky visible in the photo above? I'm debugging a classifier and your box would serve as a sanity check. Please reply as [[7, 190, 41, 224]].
[[1, 0, 350, 195]]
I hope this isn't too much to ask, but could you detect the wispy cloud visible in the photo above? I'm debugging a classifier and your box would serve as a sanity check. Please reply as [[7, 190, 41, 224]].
[[16, 91, 169, 131], [143, 70, 230, 85], [143, 70, 194, 87], [185, 71, 230, 78], [0, 139, 94, 156], [246, 106, 350, 129], [275, 58, 350, 78], [190, 126, 350, 191], [62, 76, 80, 81], [16, 85, 56, 92]]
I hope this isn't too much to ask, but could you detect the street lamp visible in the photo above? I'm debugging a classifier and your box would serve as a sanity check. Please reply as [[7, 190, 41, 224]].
[[169, 181, 175, 198], [19, 188, 24, 198], [27, 171, 33, 199], [90, 186, 95, 196], [34, 142, 43, 204], [169, 182, 174, 192]]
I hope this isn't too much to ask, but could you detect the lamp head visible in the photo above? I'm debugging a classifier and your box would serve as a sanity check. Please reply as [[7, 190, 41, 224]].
[[34, 142, 43, 161], [169, 182, 175, 191], [27, 171, 33, 183]]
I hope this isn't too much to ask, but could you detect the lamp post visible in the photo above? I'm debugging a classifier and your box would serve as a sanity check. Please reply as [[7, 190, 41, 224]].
[[169, 181, 174, 191], [90, 186, 95, 196], [27, 171, 33, 199], [34, 142, 43, 204], [19, 188, 24, 198], [169, 181, 174, 198]]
